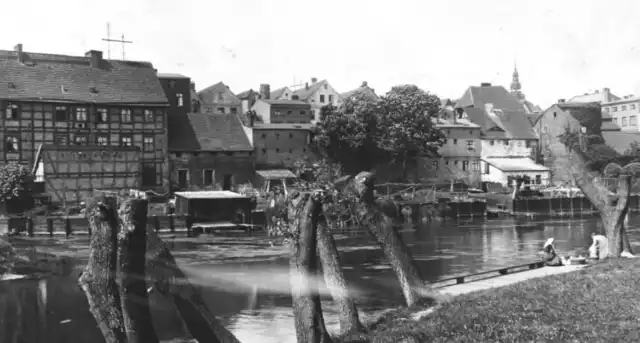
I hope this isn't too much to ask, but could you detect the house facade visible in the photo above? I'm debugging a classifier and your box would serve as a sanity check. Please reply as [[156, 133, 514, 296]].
[[249, 123, 313, 169], [292, 78, 342, 122], [197, 82, 242, 115], [252, 99, 312, 124], [158, 73, 192, 116], [2, 44, 169, 203], [601, 95, 640, 131]]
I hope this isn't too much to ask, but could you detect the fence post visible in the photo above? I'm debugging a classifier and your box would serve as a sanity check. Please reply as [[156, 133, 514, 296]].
[[47, 218, 54, 237], [154, 216, 161, 233], [26, 216, 34, 237], [169, 215, 175, 233], [65, 217, 72, 238]]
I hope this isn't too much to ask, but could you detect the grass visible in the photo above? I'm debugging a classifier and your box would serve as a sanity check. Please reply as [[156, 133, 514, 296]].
[[339, 258, 640, 342]]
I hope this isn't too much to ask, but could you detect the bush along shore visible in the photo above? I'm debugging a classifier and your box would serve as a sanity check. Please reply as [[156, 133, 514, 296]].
[[0, 237, 74, 279], [337, 258, 640, 343]]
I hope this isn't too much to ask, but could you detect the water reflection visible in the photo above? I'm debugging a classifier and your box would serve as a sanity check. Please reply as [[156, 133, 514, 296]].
[[3, 215, 640, 342]]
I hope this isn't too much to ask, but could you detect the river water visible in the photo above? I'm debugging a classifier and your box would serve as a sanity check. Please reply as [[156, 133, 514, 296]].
[[3, 215, 640, 343]]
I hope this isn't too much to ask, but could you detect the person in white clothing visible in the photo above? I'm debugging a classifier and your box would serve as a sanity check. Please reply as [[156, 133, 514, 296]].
[[588, 232, 609, 260]]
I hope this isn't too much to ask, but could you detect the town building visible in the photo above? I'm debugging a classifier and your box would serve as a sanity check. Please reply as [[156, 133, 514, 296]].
[[418, 112, 482, 187], [340, 81, 379, 102], [236, 88, 260, 111], [167, 112, 254, 191], [456, 83, 549, 187], [158, 73, 195, 115], [291, 78, 342, 122], [270, 86, 294, 100], [601, 95, 640, 131], [197, 81, 242, 115], [251, 84, 312, 124], [2, 44, 169, 203], [248, 123, 313, 169], [567, 87, 620, 104]]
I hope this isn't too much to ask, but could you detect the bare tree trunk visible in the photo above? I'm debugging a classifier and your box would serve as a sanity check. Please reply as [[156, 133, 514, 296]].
[[316, 216, 365, 335], [288, 192, 333, 343], [145, 225, 241, 343], [352, 172, 431, 307], [117, 199, 159, 343], [77, 196, 127, 343], [565, 150, 633, 257]]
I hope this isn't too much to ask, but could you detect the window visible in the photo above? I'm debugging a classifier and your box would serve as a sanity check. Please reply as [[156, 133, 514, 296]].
[[319, 94, 325, 103], [168, 80, 176, 89], [631, 116, 638, 127], [432, 161, 439, 170], [612, 106, 618, 112], [300, 110, 307, 116], [121, 135, 133, 147], [217, 92, 224, 102], [142, 164, 157, 187], [631, 104, 637, 110], [75, 107, 88, 121], [462, 160, 469, 171], [5, 104, 18, 120], [622, 105, 627, 111], [143, 136, 154, 152], [5, 136, 19, 152], [503, 140, 509, 145], [287, 110, 293, 115], [55, 106, 68, 121], [54, 134, 68, 145], [96, 135, 109, 146], [622, 117, 628, 127], [261, 133, 267, 139], [121, 109, 132, 123], [553, 112, 557, 118], [223, 174, 233, 191], [484, 162, 490, 174], [177, 169, 188, 189], [535, 175, 542, 184], [466, 140, 474, 149], [275, 110, 281, 116], [74, 135, 88, 145], [206, 107, 213, 113], [453, 139, 458, 145], [526, 140, 532, 148], [329, 95, 333, 103], [217, 107, 225, 113], [289, 133, 294, 139], [276, 133, 280, 140], [177, 93, 184, 107], [471, 160, 479, 170], [231, 108, 238, 114], [203, 169, 214, 186], [144, 109, 154, 122], [96, 108, 108, 123], [489, 140, 495, 146]]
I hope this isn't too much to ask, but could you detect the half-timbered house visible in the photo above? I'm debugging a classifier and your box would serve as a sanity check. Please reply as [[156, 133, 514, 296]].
[[1, 44, 169, 203]]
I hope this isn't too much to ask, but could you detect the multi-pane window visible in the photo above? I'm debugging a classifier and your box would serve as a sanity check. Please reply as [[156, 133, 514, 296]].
[[96, 108, 108, 123], [75, 107, 88, 121], [74, 135, 88, 145], [217, 107, 225, 113], [462, 160, 469, 171], [471, 160, 480, 170], [144, 109, 154, 122], [5, 104, 18, 120], [177, 93, 184, 107], [121, 136, 133, 147], [466, 140, 474, 149], [96, 135, 109, 146], [319, 94, 325, 103], [5, 136, 19, 152], [143, 136, 154, 152], [631, 116, 637, 127], [121, 109, 132, 123], [230, 108, 238, 114], [55, 106, 68, 121]]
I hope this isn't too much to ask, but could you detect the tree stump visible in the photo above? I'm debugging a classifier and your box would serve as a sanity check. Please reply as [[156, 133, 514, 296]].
[[117, 199, 159, 343], [288, 191, 333, 343], [352, 172, 432, 307], [77, 196, 127, 343], [145, 224, 241, 343]]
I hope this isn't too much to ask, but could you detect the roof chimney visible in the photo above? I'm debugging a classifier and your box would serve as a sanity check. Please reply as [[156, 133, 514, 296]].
[[85, 50, 103, 68], [480, 82, 492, 87], [14, 43, 24, 63], [190, 82, 196, 91], [259, 84, 271, 100], [558, 99, 566, 103], [311, 78, 318, 84], [361, 81, 368, 87]]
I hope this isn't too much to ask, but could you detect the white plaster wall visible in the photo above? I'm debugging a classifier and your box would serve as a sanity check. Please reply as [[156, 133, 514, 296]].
[[481, 139, 533, 158]]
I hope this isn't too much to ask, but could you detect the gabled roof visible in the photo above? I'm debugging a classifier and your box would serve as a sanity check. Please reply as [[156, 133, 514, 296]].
[[456, 85, 526, 112], [293, 79, 330, 101], [236, 89, 257, 100], [0, 49, 168, 104], [340, 82, 379, 101], [270, 87, 290, 99], [168, 113, 253, 151], [197, 82, 241, 105]]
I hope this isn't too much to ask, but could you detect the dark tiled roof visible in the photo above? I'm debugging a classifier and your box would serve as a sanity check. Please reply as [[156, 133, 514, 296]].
[[456, 85, 526, 112], [603, 131, 640, 154], [462, 107, 502, 131], [168, 113, 253, 151], [263, 99, 309, 106], [463, 107, 537, 139], [293, 80, 328, 101], [0, 49, 168, 104]]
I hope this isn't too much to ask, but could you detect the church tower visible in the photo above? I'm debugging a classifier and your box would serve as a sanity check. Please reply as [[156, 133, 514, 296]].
[[510, 63, 524, 100]]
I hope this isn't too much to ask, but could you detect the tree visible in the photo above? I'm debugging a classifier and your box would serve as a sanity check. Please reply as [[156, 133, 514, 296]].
[[313, 85, 446, 179], [0, 162, 34, 214]]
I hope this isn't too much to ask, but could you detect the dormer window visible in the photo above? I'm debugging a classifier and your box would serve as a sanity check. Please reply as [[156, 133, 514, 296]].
[[5, 103, 18, 120]]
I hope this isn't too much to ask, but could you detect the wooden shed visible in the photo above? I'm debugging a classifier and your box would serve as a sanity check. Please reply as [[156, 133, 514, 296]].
[[173, 191, 254, 223]]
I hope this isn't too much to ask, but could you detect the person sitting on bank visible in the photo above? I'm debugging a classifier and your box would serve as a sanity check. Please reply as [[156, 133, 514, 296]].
[[542, 238, 567, 266], [589, 232, 609, 259]]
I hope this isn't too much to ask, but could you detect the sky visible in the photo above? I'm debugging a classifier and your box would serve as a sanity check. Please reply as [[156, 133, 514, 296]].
[[3, 0, 640, 108]]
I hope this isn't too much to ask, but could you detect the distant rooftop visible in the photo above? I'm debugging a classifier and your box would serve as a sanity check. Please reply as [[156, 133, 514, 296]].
[[157, 73, 190, 79], [174, 191, 248, 199]]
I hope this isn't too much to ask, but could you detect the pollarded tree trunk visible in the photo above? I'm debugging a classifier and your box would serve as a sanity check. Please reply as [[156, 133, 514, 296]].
[[77, 196, 127, 343], [288, 191, 333, 343], [145, 224, 241, 343], [116, 199, 159, 343], [352, 172, 432, 307], [566, 150, 633, 257], [316, 215, 365, 336]]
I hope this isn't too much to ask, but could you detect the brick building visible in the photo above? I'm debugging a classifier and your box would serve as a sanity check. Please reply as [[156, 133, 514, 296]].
[[251, 84, 312, 124], [1, 44, 169, 203], [250, 123, 313, 169]]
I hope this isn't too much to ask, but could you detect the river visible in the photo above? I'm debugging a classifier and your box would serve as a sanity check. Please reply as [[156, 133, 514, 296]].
[[2, 215, 640, 342]]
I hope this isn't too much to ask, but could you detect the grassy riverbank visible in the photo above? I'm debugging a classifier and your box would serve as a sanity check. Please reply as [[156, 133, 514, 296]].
[[341, 258, 640, 342]]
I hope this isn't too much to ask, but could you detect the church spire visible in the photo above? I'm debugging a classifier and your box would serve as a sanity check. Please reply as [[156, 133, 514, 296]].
[[510, 62, 522, 93]]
